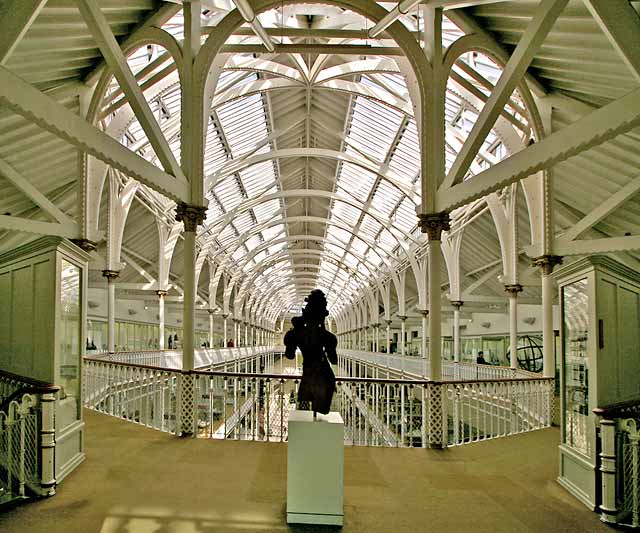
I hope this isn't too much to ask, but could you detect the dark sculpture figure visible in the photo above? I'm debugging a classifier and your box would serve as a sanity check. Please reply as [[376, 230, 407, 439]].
[[284, 289, 338, 415]]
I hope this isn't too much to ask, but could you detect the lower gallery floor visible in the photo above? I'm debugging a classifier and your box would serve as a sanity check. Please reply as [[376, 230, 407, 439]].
[[0, 410, 608, 532]]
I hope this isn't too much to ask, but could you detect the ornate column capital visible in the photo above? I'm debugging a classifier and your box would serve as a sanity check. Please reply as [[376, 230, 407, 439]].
[[397, 315, 407, 321], [370, 322, 380, 328], [385, 319, 392, 326], [503, 283, 523, 295], [420, 309, 429, 317], [102, 269, 120, 280], [207, 308, 215, 315], [450, 300, 464, 310], [533, 255, 563, 276], [72, 238, 97, 252], [175, 202, 207, 232], [222, 313, 229, 319], [417, 211, 450, 241], [156, 289, 168, 297]]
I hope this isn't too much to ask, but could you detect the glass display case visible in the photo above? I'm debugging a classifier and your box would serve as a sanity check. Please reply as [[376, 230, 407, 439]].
[[562, 278, 590, 456], [0, 236, 88, 483], [556, 256, 640, 510]]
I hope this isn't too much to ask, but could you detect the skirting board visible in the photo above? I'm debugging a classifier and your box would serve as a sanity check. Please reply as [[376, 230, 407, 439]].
[[287, 512, 343, 526]]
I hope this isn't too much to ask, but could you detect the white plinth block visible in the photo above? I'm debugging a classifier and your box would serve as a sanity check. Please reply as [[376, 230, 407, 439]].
[[287, 410, 344, 525]]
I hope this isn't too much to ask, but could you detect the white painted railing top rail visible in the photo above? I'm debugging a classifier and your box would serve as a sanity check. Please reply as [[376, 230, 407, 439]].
[[86, 345, 282, 370], [83, 355, 554, 449], [339, 349, 540, 380]]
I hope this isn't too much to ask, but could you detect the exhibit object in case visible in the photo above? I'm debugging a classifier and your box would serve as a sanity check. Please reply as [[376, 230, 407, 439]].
[[555, 255, 640, 510], [287, 410, 344, 525]]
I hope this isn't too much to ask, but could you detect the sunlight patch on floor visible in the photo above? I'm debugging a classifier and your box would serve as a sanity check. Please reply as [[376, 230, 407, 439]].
[[100, 505, 287, 532]]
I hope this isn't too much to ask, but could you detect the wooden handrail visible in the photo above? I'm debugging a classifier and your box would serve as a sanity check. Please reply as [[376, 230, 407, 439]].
[[0, 369, 59, 394], [593, 397, 640, 418]]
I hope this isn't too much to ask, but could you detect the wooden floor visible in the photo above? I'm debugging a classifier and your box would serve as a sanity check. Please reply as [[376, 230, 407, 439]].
[[0, 410, 610, 532]]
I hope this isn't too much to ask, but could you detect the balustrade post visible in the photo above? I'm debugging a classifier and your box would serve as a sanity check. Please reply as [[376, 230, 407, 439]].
[[625, 419, 640, 527], [426, 383, 446, 449], [597, 418, 618, 523], [39, 389, 57, 495]]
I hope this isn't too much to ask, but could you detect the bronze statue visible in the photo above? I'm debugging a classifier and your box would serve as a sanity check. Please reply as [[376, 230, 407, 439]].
[[284, 289, 338, 415]]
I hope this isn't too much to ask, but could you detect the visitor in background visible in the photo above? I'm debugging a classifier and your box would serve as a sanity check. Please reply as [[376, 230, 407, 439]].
[[227, 338, 235, 348], [476, 350, 487, 365]]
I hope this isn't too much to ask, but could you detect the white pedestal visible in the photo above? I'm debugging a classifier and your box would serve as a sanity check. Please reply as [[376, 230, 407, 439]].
[[287, 410, 344, 526]]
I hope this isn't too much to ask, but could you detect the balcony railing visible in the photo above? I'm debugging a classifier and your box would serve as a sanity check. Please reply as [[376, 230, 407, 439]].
[[83, 347, 553, 449], [89, 346, 281, 370], [338, 349, 539, 380], [0, 370, 58, 499]]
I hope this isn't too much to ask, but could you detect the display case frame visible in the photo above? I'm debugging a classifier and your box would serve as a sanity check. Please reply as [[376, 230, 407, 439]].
[[555, 255, 640, 510]]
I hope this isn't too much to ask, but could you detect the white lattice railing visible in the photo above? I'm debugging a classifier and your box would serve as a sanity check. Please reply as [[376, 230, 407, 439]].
[[594, 401, 640, 528], [0, 394, 38, 499], [83, 352, 553, 449], [83, 348, 281, 436], [0, 371, 58, 499], [88, 346, 282, 371], [338, 349, 539, 381]]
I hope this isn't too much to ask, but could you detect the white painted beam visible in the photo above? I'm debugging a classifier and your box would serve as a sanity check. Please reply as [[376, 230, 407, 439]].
[[0, 214, 79, 238], [232, 0, 275, 52], [582, 0, 640, 83], [433, 0, 512, 7], [436, 86, 640, 211], [76, 0, 186, 183], [461, 264, 502, 296], [84, 3, 181, 86], [220, 44, 405, 56], [0, 157, 75, 228], [444, 0, 568, 188], [0, 0, 47, 65], [558, 174, 640, 243], [445, 9, 548, 97], [553, 235, 640, 256], [0, 65, 189, 203]]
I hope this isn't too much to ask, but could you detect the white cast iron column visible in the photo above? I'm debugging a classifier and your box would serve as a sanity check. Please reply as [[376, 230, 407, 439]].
[[535, 255, 562, 377], [102, 269, 119, 352], [451, 301, 463, 363], [505, 284, 523, 369]]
